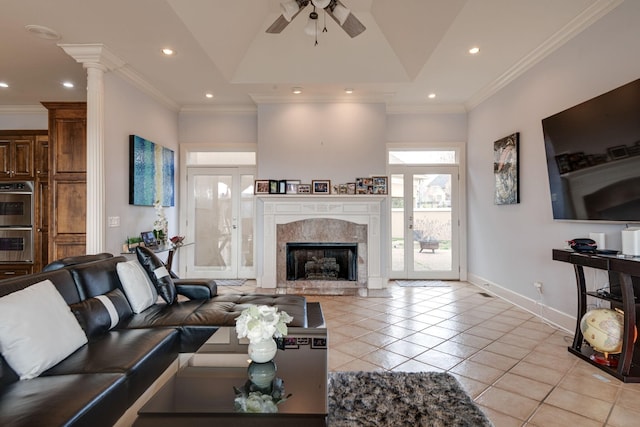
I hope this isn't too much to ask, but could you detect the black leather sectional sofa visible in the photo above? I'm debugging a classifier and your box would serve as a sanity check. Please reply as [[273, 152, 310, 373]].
[[0, 253, 318, 427]]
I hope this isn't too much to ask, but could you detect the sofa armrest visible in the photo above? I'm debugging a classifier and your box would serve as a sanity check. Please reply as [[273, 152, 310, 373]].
[[173, 279, 217, 300]]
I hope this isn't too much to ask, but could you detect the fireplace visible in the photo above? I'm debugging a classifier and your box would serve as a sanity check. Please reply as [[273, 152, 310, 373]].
[[257, 196, 386, 290], [286, 242, 358, 281]]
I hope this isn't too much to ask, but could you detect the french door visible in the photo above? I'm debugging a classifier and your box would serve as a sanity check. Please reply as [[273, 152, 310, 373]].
[[390, 166, 460, 279], [184, 167, 255, 279]]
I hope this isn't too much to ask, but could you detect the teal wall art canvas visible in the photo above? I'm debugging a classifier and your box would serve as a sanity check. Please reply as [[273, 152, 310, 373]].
[[129, 135, 175, 206]]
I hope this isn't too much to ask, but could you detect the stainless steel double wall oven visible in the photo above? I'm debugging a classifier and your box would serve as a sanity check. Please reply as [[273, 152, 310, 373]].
[[0, 181, 34, 263]]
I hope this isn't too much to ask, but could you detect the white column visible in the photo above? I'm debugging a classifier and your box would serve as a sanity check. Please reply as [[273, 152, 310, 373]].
[[58, 44, 125, 254], [85, 64, 106, 253]]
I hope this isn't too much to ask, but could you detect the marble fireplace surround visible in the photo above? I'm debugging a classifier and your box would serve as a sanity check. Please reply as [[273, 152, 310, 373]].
[[257, 196, 385, 290]]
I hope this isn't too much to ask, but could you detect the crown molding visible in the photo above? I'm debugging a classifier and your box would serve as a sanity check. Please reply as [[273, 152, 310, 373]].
[[249, 92, 395, 104], [179, 104, 257, 115], [465, 0, 624, 111], [58, 43, 125, 71], [113, 65, 180, 112], [386, 103, 467, 115], [58, 43, 180, 112]]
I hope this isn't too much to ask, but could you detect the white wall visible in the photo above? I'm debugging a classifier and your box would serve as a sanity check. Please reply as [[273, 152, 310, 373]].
[[0, 110, 47, 129], [466, 0, 640, 326], [257, 103, 387, 183], [179, 111, 256, 144], [386, 112, 467, 143], [103, 73, 179, 257]]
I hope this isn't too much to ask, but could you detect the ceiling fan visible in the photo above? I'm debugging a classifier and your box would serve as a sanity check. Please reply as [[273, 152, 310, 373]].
[[267, 0, 366, 38]]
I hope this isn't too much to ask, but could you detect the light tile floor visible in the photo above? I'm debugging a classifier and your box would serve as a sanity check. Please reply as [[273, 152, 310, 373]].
[[220, 281, 640, 426]]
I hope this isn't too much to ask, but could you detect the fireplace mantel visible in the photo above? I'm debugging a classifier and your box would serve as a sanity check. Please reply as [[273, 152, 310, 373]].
[[257, 196, 386, 289]]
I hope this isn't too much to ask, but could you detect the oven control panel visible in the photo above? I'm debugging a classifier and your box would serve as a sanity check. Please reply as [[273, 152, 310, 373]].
[[0, 182, 34, 193]]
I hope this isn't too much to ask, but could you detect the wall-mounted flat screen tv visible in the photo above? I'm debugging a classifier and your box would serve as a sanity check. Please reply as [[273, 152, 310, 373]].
[[542, 78, 640, 222]]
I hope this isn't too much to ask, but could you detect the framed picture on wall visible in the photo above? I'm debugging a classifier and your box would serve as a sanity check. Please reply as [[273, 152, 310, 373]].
[[129, 135, 175, 206], [494, 132, 520, 205]]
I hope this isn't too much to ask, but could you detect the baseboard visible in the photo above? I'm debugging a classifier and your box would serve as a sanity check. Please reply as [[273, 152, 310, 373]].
[[467, 273, 575, 333]]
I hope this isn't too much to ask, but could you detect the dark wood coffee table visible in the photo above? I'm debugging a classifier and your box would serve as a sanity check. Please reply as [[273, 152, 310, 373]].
[[134, 327, 328, 426]]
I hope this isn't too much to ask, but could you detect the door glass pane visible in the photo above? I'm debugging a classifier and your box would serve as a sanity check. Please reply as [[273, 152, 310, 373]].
[[412, 174, 452, 272], [389, 151, 456, 165], [240, 174, 254, 268], [194, 175, 232, 270], [391, 174, 404, 271], [186, 152, 256, 166]]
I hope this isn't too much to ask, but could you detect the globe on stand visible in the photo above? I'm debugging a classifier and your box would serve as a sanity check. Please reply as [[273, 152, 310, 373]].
[[580, 308, 636, 368]]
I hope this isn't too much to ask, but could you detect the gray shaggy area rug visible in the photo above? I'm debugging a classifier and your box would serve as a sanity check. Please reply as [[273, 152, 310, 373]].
[[327, 371, 493, 427]]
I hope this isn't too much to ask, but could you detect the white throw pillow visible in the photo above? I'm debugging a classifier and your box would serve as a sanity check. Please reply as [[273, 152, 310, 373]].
[[0, 280, 88, 380], [116, 260, 157, 313]]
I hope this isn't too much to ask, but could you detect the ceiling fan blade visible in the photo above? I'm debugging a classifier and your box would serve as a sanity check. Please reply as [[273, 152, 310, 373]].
[[266, 15, 292, 34], [338, 12, 366, 38], [266, 0, 309, 34], [326, 0, 366, 38]]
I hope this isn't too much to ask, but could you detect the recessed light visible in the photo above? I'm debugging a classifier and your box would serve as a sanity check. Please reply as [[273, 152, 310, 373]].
[[162, 48, 175, 56], [0, 82, 8, 88], [428, 93, 436, 99], [345, 88, 353, 94], [292, 87, 302, 94], [469, 46, 480, 55], [62, 81, 74, 88], [205, 92, 214, 99]]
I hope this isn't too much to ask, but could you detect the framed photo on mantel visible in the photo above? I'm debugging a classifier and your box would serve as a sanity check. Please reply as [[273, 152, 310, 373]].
[[312, 180, 331, 194], [254, 180, 270, 194], [297, 184, 311, 194]]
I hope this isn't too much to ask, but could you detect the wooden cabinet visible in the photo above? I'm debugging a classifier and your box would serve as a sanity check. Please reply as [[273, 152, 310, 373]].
[[34, 135, 49, 272], [42, 102, 87, 262], [0, 130, 47, 275], [0, 131, 42, 179], [35, 134, 49, 178], [0, 265, 32, 278]]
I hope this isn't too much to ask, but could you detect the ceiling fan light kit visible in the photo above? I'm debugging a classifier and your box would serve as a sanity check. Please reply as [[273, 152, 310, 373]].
[[312, 0, 331, 8], [268, 0, 365, 41], [304, 16, 317, 37]]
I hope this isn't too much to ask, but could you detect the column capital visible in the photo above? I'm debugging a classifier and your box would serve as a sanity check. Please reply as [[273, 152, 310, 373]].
[[58, 43, 125, 71]]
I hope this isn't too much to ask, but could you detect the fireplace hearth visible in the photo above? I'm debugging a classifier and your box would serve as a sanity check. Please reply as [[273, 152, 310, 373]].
[[286, 242, 357, 281]]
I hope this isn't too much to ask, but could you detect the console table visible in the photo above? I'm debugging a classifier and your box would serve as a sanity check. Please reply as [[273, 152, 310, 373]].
[[553, 249, 640, 382]]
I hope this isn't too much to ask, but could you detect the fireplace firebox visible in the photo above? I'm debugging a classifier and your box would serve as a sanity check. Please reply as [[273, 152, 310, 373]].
[[286, 242, 357, 281]]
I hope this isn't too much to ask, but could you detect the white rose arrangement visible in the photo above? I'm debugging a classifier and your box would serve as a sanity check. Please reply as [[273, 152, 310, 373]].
[[235, 305, 293, 344]]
